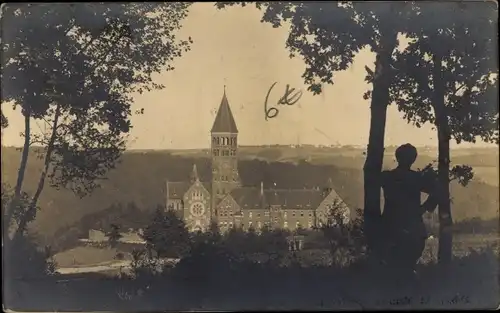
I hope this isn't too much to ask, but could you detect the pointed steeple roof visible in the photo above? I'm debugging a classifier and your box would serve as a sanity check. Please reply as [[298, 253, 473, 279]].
[[211, 87, 238, 133], [327, 178, 334, 189], [190, 163, 199, 183]]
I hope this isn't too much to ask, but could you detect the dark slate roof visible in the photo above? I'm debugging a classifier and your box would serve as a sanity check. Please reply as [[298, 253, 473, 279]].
[[211, 91, 238, 133], [264, 189, 324, 210], [202, 183, 212, 194], [229, 187, 325, 210], [166, 181, 211, 199], [230, 187, 263, 209]]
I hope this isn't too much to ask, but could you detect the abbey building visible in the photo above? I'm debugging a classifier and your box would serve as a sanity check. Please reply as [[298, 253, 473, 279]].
[[166, 91, 349, 232]]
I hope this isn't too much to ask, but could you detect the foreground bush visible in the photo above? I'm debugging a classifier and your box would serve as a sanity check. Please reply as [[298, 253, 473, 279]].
[[4, 234, 57, 281], [5, 244, 498, 311]]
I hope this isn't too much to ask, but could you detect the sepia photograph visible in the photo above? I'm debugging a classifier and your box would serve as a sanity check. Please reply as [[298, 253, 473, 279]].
[[1, 1, 499, 311]]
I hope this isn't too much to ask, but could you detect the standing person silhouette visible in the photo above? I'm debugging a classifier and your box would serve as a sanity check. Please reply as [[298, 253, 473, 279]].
[[380, 143, 440, 280]]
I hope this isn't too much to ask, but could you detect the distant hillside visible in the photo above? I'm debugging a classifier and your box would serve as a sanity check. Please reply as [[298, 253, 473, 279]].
[[1, 146, 498, 247]]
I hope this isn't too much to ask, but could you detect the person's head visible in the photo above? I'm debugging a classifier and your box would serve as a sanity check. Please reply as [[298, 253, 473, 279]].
[[395, 143, 418, 168]]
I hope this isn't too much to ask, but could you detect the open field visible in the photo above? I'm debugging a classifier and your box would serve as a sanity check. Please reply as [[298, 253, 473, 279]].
[[473, 166, 499, 186], [53, 246, 124, 268], [420, 233, 500, 264]]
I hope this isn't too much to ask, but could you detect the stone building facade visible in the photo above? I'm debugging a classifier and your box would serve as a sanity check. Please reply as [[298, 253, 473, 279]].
[[166, 91, 349, 232]]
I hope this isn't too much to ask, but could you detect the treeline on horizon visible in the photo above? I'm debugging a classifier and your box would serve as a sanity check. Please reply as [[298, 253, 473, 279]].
[[1, 147, 498, 248]]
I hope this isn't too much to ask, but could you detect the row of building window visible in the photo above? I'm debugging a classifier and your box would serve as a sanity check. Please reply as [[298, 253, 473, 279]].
[[212, 167, 238, 173], [191, 191, 203, 200], [214, 176, 238, 183], [216, 211, 314, 218], [213, 149, 237, 156], [246, 221, 313, 229], [212, 137, 237, 146], [247, 211, 313, 218], [217, 220, 314, 230], [215, 210, 315, 218], [167, 202, 182, 210]]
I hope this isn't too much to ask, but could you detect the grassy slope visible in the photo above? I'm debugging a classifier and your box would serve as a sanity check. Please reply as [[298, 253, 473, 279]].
[[53, 246, 121, 268], [1, 146, 498, 246]]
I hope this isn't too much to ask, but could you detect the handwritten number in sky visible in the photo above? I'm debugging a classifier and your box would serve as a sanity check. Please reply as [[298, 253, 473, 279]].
[[264, 82, 279, 120], [265, 82, 303, 121]]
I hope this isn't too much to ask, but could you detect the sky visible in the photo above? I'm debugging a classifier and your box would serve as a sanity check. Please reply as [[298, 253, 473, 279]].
[[1, 3, 496, 150]]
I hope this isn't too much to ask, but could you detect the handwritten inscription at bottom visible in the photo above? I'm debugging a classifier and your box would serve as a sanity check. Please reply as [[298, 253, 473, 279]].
[[375, 294, 471, 308]]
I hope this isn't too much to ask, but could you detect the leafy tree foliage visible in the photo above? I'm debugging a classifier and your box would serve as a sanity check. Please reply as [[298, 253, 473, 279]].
[[387, 2, 498, 264], [206, 220, 223, 246], [2, 185, 56, 281], [1, 112, 8, 129], [1, 3, 192, 242], [2, 183, 38, 236], [318, 204, 365, 267], [107, 223, 122, 248], [224, 225, 248, 256], [257, 225, 289, 265], [245, 225, 259, 254], [141, 208, 190, 258]]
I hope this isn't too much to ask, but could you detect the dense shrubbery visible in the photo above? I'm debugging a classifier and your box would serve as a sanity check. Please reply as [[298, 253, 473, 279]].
[[4, 234, 57, 281], [7, 245, 498, 311], [5, 203, 499, 311], [122, 243, 499, 311], [2, 184, 57, 281]]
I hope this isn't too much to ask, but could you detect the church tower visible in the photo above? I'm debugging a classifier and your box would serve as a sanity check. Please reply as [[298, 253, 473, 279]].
[[211, 88, 241, 212]]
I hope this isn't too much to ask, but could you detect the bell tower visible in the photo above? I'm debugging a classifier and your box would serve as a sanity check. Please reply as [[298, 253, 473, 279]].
[[211, 87, 240, 211]]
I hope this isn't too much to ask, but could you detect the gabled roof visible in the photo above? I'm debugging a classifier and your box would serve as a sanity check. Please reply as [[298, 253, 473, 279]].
[[166, 181, 211, 199], [264, 189, 324, 210], [230, 187, 263, 209], [227, 187, 325, 210], [211, 90, 238, 133]]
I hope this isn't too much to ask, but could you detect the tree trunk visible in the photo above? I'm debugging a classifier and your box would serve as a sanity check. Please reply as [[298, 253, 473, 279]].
[[363, 32, 398, 257], [436, 125, 452, 265], [432, 53, 453, 265], [4, 110, 31, 243], [14, 105, 62, 241]]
